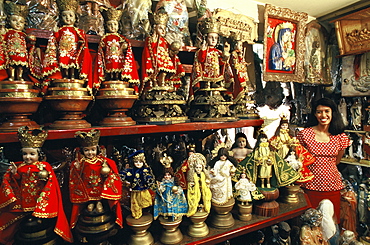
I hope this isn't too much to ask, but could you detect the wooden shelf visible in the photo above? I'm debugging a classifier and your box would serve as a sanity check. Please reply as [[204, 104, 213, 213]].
[[151, 192, 310, 245], [0, 119, 264, 144], [340, 159, 370, 167]]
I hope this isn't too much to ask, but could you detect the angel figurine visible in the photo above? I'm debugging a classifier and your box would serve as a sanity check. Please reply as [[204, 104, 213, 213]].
[[234, 170, 257, 205], [0, 126, 73, 244]]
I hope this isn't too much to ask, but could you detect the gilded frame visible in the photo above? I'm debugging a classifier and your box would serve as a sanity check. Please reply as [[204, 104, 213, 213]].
[[263, 4, 308, 83]]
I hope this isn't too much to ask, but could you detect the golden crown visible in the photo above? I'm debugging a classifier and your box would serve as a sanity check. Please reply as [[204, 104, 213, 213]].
[[17, 126, 48, 148], [100, 7, 123, 22], [188, 153, 206, 169], [75, 129, 100, 147], [4, 1, 28, 18], [56, 0, 79, 12], [202, 17, 220, 34], [153, 11, 169, 26]]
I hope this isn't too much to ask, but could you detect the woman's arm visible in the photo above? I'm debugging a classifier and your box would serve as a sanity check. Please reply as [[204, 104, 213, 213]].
[[336, 149, 345, 165]]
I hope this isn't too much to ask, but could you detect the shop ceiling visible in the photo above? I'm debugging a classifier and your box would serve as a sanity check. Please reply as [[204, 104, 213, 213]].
[[257, 0, 369, 21]]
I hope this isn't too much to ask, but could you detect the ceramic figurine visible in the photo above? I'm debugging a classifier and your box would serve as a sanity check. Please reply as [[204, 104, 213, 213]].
[[231, 132, 253, 162], [234, 170, 257, 205], [350, 98, 362, 131], [97, 7, 139, 85], [300, 208, 328, 245], [270, 116, 296, 159], [358, 183, 369, 224], [339, 230, 356, 245], [42, 0, 92, 87], [268, 221, 291, 245], [175, 143, 196, 190], [340, 180, 359, 238], [208, 147, 237, 205], [69, 129, 123, 243], [186, 152, 212, 216], [154, 167, 188, 220], [121, 150, 155, 219], [0, 126, 73, 244], [317, 199, 340, 245]]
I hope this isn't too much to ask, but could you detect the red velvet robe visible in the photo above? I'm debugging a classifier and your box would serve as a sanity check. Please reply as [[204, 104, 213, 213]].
[[42, 26, 93, 88], [69, 155, 123, 229], [0, 161, 73, 244], [97, 33, 139, 86], [229, 50, 252, 102]]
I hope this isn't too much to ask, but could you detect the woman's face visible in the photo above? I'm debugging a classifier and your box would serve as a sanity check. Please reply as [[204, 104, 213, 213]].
[[83, 146, 97, 159], [315, 105, 332, 126], [281, 30, 291, 43], [207, 33, 218, 47], [61, 10, 76, 25], [237, 137, 247, 148], [22, 148, 39, 164], [9, 15, 25, 31]]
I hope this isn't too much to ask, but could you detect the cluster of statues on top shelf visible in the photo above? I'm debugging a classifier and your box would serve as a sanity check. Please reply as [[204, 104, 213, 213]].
[[0, 115, 325, 244], [0, 0, 258, 132]]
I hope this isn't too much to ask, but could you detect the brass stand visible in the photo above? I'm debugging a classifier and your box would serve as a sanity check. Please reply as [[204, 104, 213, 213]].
[[96, 81, 138, 126], [237, 203, 253, 221], [209, 198, 235, 228], [233, 95, 260, 119], [158, 216, 183, 245], [44, 79, 93, 129], [280, 185, 301, 203], [187, 211, 209, 238], [0, 80, 42, 132], [126, 212, 154, 245], [254, 189, 280, 217]]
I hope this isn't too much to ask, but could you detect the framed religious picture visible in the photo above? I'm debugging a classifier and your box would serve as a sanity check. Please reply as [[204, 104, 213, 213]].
[[304, 20, 332, 85], [263, 4, 308, 83]]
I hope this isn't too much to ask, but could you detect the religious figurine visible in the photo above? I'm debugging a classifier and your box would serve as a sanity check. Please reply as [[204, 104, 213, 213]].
[[175, 142, 196, 191], [300, 208, 328, 245], [350, 98, 362, 131], [188, 16, 236, 121], [42, 0, 93, 87], [141, 9, 184, 91], [97, 6, 139, 85], [120, 150, 155, 219], [186, 153, 212, 217], [69, 129, 123, 242], [339, 230, 356, 245], [234, 170, 257, 205], [0, 126, 73, 244], [358, 183, 369, 224], [340, 180, 359, 238], [268, 221, 291, 245], [270, 116, 296, 159], [208, 147, 237, 205], [231, 132, 253, 163], [317, 199, 340, 245], [2, 1, 41, 82], [153, 166, 188, 221]]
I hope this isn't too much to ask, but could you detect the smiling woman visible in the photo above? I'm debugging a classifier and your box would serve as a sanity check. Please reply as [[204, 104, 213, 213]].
[[297, 97, 351, 224]]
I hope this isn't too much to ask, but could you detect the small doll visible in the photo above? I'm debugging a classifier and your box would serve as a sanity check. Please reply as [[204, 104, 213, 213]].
[[270, 116, 295, 159], [284, 148, 302, 171], [2, 1, 41, 82], [175, 143, 196, 190], [121, 150, 155, 219], [317, 199, 340, 245], [42, 0, 93, 87], [0, 126, 73, 244], [186, 153, 212, 217], [234, 171, 257, 205], [154, 167, 188, 221], [231, 132, 253, 162], [69, 129, 123, 230], [208, 147, 237, 205], [97, 7, 139, 86]]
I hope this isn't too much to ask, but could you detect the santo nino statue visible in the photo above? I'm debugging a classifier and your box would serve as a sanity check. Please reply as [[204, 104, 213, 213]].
[[69, 129, 123, 242], [0, 126, 73, 244]]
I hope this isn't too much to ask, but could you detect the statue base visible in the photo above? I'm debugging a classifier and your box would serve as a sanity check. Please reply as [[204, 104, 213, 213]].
[[360, 236, 370, 245], [96, 81, 138, 127], [237, 203, 253, 221], [279, 185, 301, 204], [158, 216, 183, 245], [209, 198, 235, 228], [0, 80, 42, 132], [187, 211, 209, 238], [126, 212, 154, 245], [254, 189, 280, 217]]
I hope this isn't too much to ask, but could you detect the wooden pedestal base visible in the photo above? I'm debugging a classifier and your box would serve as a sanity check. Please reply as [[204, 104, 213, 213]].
[[187, 211, 209, 238], [126, 213, 154, 245], [254, 189, 280, 217], [280, 185, 301, 204], [237, 203, 253, 221], [209, 198, 235, 228], [158, 216, 183, 245]]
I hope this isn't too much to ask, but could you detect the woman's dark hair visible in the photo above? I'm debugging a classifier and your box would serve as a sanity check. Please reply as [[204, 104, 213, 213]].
[[306, 97, 345, 135]]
